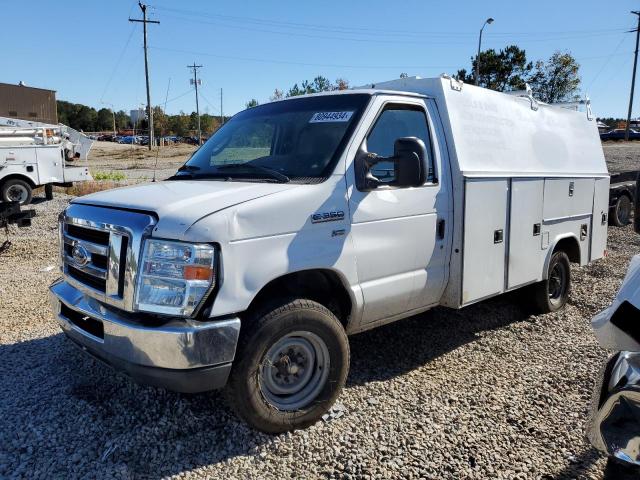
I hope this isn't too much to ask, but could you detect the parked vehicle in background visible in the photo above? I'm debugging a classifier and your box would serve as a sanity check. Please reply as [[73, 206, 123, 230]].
[[600, 128, 640, 141], [0, 117, 93, 205], [609, 171, 638, 226], [50, 75, 608, 432], [117, 135, 140, 144]]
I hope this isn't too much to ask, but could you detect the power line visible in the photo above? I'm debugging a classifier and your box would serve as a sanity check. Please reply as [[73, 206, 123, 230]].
[[148, 45, 458, 70], [160, 12, 627, 46], [586, 35, 629, 92], [99, 23, 137, 103], [154, 5, 628, 39]]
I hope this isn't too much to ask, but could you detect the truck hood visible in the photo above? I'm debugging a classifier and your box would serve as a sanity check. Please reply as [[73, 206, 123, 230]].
[[73, 180, 299, 238]]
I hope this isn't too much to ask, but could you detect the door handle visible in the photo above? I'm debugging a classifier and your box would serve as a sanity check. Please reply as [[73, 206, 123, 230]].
[[437, 219, 445, 239]]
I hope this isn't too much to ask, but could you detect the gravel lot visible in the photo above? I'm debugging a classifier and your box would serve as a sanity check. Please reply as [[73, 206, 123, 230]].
[[0, 144, 638, 479]]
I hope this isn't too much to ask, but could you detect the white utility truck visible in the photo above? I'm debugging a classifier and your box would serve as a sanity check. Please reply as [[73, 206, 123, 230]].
[[50, 76, 608, 432], [0, 117, 93, 204]]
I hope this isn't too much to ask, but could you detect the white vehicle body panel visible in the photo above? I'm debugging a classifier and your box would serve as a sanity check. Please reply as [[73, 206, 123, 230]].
[[60, 76, 609, 335], [508, 179, 544, 289]]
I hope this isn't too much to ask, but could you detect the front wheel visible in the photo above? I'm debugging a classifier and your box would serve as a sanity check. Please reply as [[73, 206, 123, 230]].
[[225, 298, 350, 433], [532, 251, 571, 313], [0, 179, 32, 205]]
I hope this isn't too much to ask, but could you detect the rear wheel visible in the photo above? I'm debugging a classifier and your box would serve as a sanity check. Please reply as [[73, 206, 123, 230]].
[[532, 251, 571, 313], [1, 179, 32, 205], [610, 195, 632, 227], [225, 298, 349, 433]]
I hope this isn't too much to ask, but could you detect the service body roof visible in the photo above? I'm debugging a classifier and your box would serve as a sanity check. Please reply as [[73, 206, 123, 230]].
[[355, 76, 608, 178]]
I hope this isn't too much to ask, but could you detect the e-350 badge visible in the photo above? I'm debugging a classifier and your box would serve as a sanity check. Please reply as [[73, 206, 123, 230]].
[[311, 211, 345, 224]]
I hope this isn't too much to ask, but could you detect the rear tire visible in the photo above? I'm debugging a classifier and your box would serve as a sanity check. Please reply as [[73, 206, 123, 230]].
[[532, 251, 571, 313], [610, 195, 632, 227], [44, 184, 54, 200], [225, 298, 349, 433], [1, 179, 33, 205]]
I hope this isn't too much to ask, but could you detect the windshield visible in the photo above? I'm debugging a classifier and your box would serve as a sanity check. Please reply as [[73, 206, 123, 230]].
[[173, 94, 370, 183]]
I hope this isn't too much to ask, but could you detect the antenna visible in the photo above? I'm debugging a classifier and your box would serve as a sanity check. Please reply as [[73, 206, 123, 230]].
[[152, 77, 171, 183]]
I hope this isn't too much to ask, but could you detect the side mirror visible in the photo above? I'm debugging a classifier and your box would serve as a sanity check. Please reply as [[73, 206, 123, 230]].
[[355, 136, 426, 190], [392, 137, 426, 188]]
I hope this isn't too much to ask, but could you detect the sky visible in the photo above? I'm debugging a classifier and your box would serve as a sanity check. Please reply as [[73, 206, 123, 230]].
[[0, 0, 638, 118]]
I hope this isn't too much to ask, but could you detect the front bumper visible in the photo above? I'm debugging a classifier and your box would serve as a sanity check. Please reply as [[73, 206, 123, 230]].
[[587, 352, 640, 466], [49, 278, 240, 393]]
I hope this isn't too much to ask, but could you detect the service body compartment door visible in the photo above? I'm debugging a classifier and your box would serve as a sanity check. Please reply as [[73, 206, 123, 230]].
[[35, 145, 65, 184], [508, 179, 544, 289], [462, 178, 508, 304], [590, 177, 610, 261], [543, 178, 595, 220]]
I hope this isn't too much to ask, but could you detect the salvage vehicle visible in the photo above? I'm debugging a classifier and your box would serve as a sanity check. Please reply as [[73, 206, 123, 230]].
[[0, 116, 93, 204], [588, 177, 640, 471], [50, 75, 609, 432]]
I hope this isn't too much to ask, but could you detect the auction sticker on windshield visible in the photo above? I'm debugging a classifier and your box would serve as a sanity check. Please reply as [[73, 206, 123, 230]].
[[309, 111, 354, 123]]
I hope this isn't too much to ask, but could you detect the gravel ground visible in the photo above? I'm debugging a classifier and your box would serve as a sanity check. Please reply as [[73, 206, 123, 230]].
[[1, 147, 639, 479], [602, 142, 640, 174]]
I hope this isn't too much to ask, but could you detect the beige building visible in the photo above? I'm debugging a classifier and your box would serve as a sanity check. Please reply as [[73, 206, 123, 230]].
[[0, 82, 57, 124]]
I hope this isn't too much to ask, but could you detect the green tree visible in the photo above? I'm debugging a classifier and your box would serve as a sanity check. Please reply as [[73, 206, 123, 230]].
[[457, 45, 532, 91], [285, 76, 348, 97], [245, 99, 259, 109], [168, 112, 191, 137], [114, 110, 130, 129], [270, 89, 284, 101], [153, 106, 168, 136], [527, 51, 581, 103], [96, 108, 114, 131]]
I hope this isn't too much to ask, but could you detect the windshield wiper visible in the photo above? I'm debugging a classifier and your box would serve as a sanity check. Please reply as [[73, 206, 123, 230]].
[[177, 164, 201, 172], [216, 163, 290, 183]]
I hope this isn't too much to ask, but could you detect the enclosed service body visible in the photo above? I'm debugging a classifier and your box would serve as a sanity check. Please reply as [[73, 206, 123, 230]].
[[50, 76, 608, 432], [370, 76, 608, 310]]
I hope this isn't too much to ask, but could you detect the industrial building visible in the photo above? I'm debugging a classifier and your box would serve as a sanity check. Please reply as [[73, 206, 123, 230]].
[[0, 82, 57, 124]]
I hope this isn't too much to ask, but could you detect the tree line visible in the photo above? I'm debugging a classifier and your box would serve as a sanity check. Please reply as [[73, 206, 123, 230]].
[[57, 100, 228, 136]]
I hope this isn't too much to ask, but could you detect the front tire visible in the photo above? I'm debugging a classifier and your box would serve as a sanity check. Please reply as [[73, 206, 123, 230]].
[[533, 251, 571, 313], [225, 298, 349, 433], [1, 178, 33, 205]]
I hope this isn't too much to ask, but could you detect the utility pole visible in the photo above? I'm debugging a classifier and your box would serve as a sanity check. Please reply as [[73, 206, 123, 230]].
[[129, 2, 159, 150], [220, 88, 224, 125], [187, 63, 203, 145], [626, 11, 640, 141]]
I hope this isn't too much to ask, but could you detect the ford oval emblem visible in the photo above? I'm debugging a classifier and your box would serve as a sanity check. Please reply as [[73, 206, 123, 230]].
[[71, 244, 90, 267]]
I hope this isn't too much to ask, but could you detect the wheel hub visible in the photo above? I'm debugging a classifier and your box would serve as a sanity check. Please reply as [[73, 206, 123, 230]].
[[7, 185, 28, 203], [259, 331, 330, 411]]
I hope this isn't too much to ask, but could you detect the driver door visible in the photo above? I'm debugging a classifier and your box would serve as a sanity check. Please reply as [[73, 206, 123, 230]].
[[347, 97, 449, 324]]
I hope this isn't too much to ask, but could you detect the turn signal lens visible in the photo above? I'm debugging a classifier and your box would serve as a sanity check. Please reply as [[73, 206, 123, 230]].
[[183, 265, 213, 281]]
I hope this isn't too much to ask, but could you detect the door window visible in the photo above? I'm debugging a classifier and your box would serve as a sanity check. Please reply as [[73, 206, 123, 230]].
[[365, 105, 435, 184]]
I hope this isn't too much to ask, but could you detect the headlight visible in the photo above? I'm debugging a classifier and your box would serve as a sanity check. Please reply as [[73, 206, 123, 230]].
[[135, 239, 216, 316]]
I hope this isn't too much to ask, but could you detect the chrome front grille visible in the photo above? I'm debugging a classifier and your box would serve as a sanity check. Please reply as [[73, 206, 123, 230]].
[[60, 203, 156, 311]]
